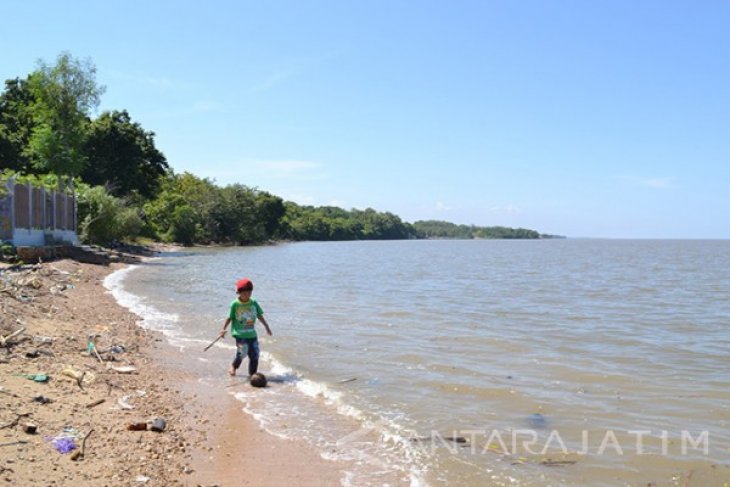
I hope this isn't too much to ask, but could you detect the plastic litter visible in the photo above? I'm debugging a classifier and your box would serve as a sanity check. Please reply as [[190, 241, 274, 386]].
[[150, 418, 166, 433], [86, 333, 101, 353], [528, 413, 548, 429], [117, 395, 135, 410], [45, 428, 81, 454], [116, 390, 146, 410], [112, 366, 137, 374], [61, 366, 96, 385], [16, 373, 49, 383], [51, 437, 76, 453]]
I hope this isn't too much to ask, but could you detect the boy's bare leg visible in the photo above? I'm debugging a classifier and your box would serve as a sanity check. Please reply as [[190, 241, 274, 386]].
[[228, 365, 236, 376]]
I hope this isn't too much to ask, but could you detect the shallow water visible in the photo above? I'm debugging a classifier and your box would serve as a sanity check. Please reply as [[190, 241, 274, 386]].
[[106, 239, 730, 486]]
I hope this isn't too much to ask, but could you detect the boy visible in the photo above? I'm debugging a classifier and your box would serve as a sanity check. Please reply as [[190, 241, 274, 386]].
[[219, 278, 272, 376]]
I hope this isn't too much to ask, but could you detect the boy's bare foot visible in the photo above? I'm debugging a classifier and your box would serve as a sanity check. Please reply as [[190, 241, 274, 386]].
[[228, 365, 236, 376]]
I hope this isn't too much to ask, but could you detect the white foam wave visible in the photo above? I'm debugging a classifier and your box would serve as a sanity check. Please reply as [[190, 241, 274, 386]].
[[231, 351, 429, 487], [103, 265, 181, 339]]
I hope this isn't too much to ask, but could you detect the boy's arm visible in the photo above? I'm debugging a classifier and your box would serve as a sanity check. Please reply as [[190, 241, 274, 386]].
[[258, 315, 272, 336], [220, 317, 231, 337]]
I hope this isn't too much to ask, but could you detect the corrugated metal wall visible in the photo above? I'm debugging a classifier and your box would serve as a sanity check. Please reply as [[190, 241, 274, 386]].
[[0, 182, 76, 237], [0, 193, 11, 240]]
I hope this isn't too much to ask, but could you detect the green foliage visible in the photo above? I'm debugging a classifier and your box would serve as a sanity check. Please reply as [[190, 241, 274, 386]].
[[279, 204, 416, 241], [0, 240, 15, 259], [82, 110, 168, 199], [209, 184, 267, 244], [0, 169, 60, 193], [255, 191, 286, 238], [166, 205, 197, 246], [76, 185, 142, 245], [412, 220, 541, 239], [142, 172, 288, 245], [0, 77, 36, 173], [27, 52, 105, 179], [143, 172, 216, 242]]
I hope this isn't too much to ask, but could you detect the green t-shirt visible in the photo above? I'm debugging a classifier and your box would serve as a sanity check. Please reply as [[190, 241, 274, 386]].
[[229, 298, 264, 339]]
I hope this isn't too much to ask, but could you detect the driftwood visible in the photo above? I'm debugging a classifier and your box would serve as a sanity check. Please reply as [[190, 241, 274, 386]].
[[86, 398, 105, 409], [70, 429, 94, 461], [91, 345, 104, 363], [0, 440, 28, 448], [540, 459, 577, 467], [0, 327, 25, 347], [410, 435, 468, 444], [76, 371, 87, 390]]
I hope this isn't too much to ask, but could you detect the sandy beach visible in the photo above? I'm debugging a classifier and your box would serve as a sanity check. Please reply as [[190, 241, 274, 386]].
[[0, 254, 351, 486]]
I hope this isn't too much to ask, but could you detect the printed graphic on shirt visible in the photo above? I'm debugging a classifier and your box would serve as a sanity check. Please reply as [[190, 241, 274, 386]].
[[236, 305, 257, 329]]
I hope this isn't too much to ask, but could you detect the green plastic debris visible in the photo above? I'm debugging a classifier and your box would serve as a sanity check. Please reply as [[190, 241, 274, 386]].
[[16, 373, 49, 383]]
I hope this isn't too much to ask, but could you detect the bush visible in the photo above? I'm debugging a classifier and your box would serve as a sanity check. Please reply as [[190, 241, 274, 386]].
[[0, 240, 15, 259], [77, 185, 143, 245]]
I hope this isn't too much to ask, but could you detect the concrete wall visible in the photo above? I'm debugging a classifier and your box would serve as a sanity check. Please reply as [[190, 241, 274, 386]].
[[11, 228, 79, 246], [11, 228, 45, 246]]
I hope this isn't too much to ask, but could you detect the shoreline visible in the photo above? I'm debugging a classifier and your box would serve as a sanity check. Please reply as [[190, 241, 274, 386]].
[[0, 255, 353, 486]]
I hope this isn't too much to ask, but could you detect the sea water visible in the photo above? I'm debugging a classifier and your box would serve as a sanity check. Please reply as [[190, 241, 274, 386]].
[[104, 239, 730, 486]]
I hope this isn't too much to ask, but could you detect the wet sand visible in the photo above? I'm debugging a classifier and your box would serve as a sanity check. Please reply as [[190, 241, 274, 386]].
[[0, 257, 350, 486]]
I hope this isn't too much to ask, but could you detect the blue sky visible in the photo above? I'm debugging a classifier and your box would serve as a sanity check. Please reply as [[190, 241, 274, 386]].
[[2, 1, 729, 238]]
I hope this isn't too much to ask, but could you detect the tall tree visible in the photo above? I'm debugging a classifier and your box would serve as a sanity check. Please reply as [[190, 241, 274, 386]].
[[27, 52, 105, 183], [82, 110, 168, 199], [254, 191, 286, 238], [209, 184, 263, 244], [0, 77, 37, 172]]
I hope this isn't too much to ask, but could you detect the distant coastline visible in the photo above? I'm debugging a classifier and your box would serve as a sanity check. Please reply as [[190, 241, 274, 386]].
[[410, 220, 565, 240]]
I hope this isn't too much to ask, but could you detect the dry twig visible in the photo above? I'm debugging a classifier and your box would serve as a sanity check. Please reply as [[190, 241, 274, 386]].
[[0, 413, 30, 430], [0, 326, 25, 347], [0, 440, 28, 448], [71, 429, 94, 461], [86, 398, 105, 409]]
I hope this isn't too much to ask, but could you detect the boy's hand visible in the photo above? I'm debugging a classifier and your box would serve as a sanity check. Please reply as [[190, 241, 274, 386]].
[[219, 329, 226, 338], [266, 327, 273, 336]]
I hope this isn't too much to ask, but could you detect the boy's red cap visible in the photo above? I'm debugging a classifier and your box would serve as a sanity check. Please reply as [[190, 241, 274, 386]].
[[236, 278, 253, 292]]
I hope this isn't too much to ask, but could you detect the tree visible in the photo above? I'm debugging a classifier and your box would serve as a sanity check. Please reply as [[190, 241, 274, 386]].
[[143, 171, 217, 242], [167, 205, 197, 246], [27, 52, 105, 182], [0, 77, 37, 172], [412, 220, 541, 239], [209, 184, 263, 244], [82, 110, 168, 198], [254, 191, 286, 238]]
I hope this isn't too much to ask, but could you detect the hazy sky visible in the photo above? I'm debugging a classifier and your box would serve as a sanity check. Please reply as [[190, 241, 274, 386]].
[[3, 1, 729, 238]]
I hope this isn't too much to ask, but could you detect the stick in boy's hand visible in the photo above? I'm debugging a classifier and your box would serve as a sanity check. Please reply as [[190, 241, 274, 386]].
[[203, 335, 223, 352]]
